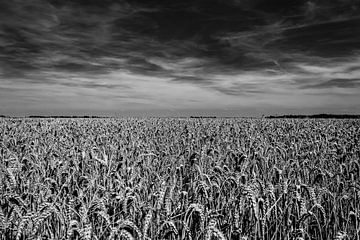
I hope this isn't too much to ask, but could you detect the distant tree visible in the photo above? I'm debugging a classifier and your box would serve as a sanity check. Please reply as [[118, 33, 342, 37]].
[[266, 114, 360, 119]]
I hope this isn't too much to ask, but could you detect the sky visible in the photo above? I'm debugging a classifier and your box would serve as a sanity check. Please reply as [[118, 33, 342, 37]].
[[0, 0, 360, 116]]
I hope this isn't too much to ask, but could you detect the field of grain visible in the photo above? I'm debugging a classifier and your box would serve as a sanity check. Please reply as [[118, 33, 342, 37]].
[[0, 118, 359, 240]]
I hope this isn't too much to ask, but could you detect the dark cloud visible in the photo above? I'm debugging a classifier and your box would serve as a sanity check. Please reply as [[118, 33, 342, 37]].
[[1, 0, 360, 77], [301, 78, 360, 89], [271, 18, 360, 57]]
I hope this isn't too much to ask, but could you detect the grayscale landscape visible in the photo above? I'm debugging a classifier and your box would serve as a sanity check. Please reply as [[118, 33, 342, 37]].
[[0, 0, 359, 239]]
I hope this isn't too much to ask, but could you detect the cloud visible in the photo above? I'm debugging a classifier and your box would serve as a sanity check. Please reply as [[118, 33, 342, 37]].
[[1, 0, 360, 115], [1, 0, 359, 79], [0, 0, 165, 78], [301, 78, 360, 89]]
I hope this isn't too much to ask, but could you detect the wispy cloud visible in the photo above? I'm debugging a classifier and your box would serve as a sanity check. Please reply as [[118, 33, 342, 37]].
[[300, 78, 360, 89]]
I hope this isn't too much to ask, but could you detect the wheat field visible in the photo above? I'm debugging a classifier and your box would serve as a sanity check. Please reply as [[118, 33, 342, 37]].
[[0, 118, 359, 240]]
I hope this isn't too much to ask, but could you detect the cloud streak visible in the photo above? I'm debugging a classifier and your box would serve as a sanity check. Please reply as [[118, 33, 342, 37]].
[[301, 78, 360, 89]]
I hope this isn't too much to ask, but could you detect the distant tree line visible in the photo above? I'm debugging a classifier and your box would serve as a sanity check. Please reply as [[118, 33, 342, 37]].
[[27, 116, 110, 118], [190, 116, 217, 119], [1, 115, 111, 118], [1, 114, 359, 119], [266, 114, 360, 119]]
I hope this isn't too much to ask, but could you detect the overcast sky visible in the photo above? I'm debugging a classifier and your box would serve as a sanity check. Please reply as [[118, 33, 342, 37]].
[[1, 0, 359, 116]]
